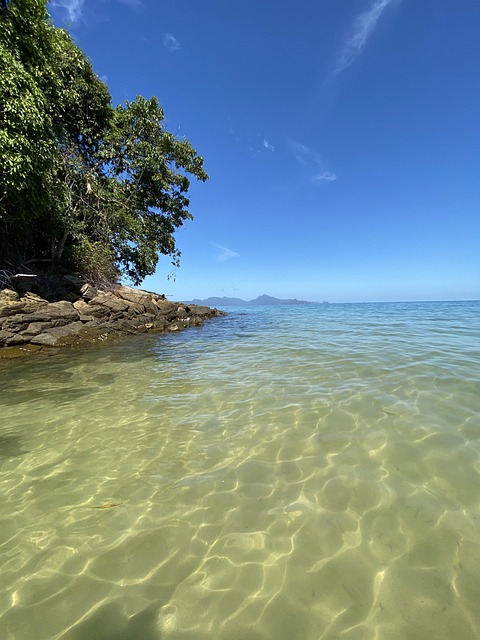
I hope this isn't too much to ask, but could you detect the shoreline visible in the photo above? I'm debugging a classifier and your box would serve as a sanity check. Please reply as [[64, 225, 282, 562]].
[[0, 275, 225, 359]]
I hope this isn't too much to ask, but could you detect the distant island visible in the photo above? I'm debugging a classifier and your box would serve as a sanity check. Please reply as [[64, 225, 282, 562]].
[[185, 294, 317, 306]]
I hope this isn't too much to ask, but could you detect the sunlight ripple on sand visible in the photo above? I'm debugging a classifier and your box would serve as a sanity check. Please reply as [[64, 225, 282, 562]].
[[0, 301, 479, 639]]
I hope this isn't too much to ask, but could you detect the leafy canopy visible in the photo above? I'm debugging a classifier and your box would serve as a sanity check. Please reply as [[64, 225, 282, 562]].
[[0, 0, 208, 285]]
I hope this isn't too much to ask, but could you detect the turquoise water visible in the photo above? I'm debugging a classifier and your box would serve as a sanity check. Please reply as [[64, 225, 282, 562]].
[[0, 300, 479, 639]]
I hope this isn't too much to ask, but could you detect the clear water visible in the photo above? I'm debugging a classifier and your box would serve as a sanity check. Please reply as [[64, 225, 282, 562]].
[[0, 301, 479, 640]]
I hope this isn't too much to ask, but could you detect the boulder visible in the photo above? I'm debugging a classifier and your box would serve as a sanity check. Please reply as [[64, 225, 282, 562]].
[[89, 293, 129, 313], [115, 286, 153, 305], [29, 333, 60, 347], [40, 301, 79, 320], [0, 289, 20, 302], [0, 301, 26, 318], [152, 299, 176, 314], [22, 321, 55, 336], [187, 305, 216, 317], [81, 304, 111, 319], [30, 321, 85, 346], [176, 306, 188, 319], [23, 292, 48, 304], [80, 283, 98, 300], [0, 329, 16, 345], [73, 299, 91, 313]]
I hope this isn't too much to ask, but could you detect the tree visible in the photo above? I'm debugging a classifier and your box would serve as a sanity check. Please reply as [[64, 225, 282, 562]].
[[0, 0, 58, 257], [95, 96, 208, 284], [0, 0, 208, 286]]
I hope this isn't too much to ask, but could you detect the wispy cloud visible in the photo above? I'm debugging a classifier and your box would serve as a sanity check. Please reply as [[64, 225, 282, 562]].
[[314, 171, 337, 183], [163, 33, 181, 53], [229, 127, 276, 155], [50, 0, 84, 23], [263, 138, 275, 152], [290, 142, 337, 184], [50, 0, 143, 24], [211, 243, 240, 262], [117, 0, 145, 7], [334, 0, 397, 75]]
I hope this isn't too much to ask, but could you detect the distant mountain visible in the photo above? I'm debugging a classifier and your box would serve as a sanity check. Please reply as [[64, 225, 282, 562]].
[[185, 294, 312, 306], [250, 294, 310, 305], [187, 296, 246, 306]]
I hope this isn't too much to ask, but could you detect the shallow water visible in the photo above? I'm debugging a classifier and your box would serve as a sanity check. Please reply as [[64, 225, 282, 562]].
[[0, 301, 479, 640]]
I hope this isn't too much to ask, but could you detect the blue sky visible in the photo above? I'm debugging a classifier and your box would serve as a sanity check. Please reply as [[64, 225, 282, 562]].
[[49, 0, 479, 302]]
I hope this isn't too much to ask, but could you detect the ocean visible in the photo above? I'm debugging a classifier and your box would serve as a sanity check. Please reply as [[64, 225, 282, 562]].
[[0, 300, 479, 639]]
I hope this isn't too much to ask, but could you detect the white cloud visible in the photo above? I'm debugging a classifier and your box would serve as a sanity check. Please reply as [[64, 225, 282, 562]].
[[263, 138, 275, 152], [211, 243, 240, 262], [50, 0, 84, 23], [163, 33, 181, 53], [290, 141, 337, 184], [335, 0, 397, 75], [314, 171, 337, 183]]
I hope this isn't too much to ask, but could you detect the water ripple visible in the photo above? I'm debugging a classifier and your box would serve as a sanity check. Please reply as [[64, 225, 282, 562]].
[[0, 301, 479, 639]]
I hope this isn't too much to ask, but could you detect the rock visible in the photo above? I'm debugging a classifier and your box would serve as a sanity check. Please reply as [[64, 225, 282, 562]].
[[80, 283, 98, 300], [48, 322, 85, 338], [0, 289, 20, 302], [1, 315, 31, 331], [168, 319, 190, 332], [73, 299, 91, 313], [107, 312, 125, 323], [2, 332, 31, 345], [0, 301, 26, 317], [110, 317, 145, 333], [50, 318, 72, 328], [0, 329, 16, 345], [126, 303, 146, 315], [115, 286, 152, 305], [143, 298, 162, 314], [23, 292, 48, 304], [82, 304, 111, 319], [42, 301, 80, 319], [3, 304, 79, 329], [30, 333, 60, 347], [188, 305, 216, 317], [22, 321, 54, 336], [89, 293, 129, 313], [152, 299, 176, 314], [30, 321, 85, 346], [0, 276, 224, 356]]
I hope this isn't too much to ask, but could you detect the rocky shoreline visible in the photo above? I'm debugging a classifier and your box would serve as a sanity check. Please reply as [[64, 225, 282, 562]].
[[0, 274, 224, 358]]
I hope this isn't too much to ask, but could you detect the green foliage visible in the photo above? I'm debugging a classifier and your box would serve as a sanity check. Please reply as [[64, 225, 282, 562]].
[[65, 238, 119, 289], [0, 0, 56, 247], [0, 0, 208, 286], [97, 96, 208, 284]]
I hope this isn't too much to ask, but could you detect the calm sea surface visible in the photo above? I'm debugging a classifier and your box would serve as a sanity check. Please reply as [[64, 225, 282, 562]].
[[0, 301, 479, 640]]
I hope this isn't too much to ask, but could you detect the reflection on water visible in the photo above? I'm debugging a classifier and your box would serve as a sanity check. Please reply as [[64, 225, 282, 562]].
[[0, 301, 479, 639]]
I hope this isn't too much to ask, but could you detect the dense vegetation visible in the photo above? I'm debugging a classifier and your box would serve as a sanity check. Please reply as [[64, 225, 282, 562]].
[[0, 0, 208, 286]]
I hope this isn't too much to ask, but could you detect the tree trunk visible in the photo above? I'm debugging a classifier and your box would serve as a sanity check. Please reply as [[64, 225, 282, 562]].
[[52, 229, 70, 263]]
